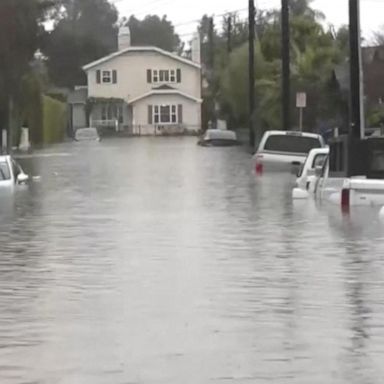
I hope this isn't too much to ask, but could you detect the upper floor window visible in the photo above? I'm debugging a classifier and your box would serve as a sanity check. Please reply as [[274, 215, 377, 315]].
[[147, 69, 181, 84], [102, 70, 112, 83], [96, 69, 117, 84]]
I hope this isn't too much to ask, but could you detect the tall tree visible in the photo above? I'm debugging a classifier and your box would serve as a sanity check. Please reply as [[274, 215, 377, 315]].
[[217, 0, 346, 132], [0, 0, 50, 149], [373, 26, 384, 46], [42, 0, 118, 88], [126, 15, 181, 53]]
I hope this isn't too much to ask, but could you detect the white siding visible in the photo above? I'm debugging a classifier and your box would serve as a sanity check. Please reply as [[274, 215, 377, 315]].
[[133, 95, 201, 135], [87, 51, 201, 102]]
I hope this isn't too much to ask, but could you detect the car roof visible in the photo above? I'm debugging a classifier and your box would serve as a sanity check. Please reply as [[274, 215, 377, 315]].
[[263, 130, 322, 139], [0, 155, 10, 162], [205, 129, 237, 141]]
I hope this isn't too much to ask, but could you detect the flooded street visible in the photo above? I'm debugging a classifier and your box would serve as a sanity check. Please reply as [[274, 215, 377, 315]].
[[1, 137, 384, 383]]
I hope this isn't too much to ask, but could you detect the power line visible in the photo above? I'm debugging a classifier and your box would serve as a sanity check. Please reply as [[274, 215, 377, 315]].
[[173, 7, 248, 28]]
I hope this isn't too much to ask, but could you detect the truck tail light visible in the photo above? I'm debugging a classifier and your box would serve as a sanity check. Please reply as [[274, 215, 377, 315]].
[[255, 154, 263, 175], [341, 188, 350, 211], [255, 162, 263, 175]]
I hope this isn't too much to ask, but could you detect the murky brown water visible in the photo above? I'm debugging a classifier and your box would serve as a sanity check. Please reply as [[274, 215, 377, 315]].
[[1, 137, 384, 383]]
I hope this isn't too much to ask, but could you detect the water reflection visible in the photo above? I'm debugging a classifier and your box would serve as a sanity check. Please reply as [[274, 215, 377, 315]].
[[0, 138, 384, 383]]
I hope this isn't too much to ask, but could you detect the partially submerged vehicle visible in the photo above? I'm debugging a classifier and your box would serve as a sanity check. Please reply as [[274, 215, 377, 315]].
[[292, 147, 329, 199], [253, 130, 325, 174], [0, 155, 29, 190], [198, 129, 238, 147], [314, 137, 384, 207], [74, 127, 101, 142]]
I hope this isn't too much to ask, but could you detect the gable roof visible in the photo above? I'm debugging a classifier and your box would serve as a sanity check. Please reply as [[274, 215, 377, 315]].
[[152, 84, 175, 90], [129, 89, 202, 104], [82, 46, 201, 71]]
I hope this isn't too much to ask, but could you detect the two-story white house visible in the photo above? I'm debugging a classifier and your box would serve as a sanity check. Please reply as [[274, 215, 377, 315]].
[[82, 27, 202, 135]]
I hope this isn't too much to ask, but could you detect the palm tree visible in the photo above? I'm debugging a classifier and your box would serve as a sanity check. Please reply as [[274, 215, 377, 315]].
[[290, 0, 325, 20]]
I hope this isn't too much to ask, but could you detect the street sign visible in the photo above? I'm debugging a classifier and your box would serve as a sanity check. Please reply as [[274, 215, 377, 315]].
[[296, 92, 307, 108]]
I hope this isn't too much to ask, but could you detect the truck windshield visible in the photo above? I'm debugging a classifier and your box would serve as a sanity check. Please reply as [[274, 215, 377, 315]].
[[0, 161, 11, 181], [264, 135, 322, 154]]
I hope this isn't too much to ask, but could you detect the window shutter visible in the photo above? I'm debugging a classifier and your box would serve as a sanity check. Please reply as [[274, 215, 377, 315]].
[[96, 70, 101, 84], [148, 105, 153, 124], [176, 69, 181, 83], [147, 69, 152, 83], [178, 104, 183, 124], [112, 70, 117, 84]]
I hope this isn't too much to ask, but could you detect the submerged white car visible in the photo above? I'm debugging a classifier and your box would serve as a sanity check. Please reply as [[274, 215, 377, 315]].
[[0, 155, 29, 189], [198, 129, 238, 147], [253, 130, 325, 174], [74, 127, 101, 142]]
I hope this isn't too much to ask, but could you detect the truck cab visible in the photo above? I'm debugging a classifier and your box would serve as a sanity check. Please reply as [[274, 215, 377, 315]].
[[314, 135, 384, 207]]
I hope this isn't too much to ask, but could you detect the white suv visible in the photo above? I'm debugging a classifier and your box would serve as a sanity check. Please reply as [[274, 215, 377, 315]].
[[253, 130, 325, 174]]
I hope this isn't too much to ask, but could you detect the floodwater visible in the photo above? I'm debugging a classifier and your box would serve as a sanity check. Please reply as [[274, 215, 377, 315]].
[[1, 137, 384, 384]]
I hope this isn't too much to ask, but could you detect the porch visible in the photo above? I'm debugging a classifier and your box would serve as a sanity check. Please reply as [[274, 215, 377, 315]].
[[88, 98, 133, 134]]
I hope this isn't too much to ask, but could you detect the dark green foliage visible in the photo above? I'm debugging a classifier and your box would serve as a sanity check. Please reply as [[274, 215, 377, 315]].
[[213, 0, 350, 133], [42, 96, 67, 144], [0, 0, 50, 148], [20, 73, 44, 145], [42, 0, 118, 88], [126, 15, 182, 53]]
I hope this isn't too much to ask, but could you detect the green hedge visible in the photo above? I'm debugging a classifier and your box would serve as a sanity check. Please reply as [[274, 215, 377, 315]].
[[42, 95, 67, 144]]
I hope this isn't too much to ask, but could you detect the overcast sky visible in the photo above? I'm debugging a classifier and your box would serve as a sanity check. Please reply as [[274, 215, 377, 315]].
[[114, 0, 384, 43]]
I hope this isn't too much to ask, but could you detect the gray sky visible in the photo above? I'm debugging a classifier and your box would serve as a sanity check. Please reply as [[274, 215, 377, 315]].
[[114, 0, 384, 43]]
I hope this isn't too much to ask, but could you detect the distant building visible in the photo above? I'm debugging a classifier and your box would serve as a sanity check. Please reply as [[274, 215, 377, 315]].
[[79, 27, 202, 135]]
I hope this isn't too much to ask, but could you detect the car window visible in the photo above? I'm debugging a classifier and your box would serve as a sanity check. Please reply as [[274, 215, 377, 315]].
[[312, 153, 327, 169], [12, 160, 21, 178], [264, 135, 322, 154], [371, 150, 384, 172], [0, 161, 11, 181]]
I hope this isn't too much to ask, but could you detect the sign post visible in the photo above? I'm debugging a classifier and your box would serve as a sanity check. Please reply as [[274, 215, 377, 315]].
[[296, 92, 307, 131]]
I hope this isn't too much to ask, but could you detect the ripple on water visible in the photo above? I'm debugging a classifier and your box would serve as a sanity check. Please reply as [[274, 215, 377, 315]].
[[1, 138, 384, 383]]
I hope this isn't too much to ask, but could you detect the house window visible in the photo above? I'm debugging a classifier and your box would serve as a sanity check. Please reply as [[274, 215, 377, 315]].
[[171, 105, 177, 123], [159, 70, 169, 82], [102, 70, 112, 83], [170, 70, 176, 82], [154, 106, 159, 123], [153, 104, 178, 124], [153, 70, 159, 83], [151, 69, 177, 84]]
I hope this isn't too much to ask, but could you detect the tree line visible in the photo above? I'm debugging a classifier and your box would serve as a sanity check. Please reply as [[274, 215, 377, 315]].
[[0, 0, 383, 148]]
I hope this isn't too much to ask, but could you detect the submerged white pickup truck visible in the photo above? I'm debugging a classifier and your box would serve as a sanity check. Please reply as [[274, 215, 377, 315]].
[[253, 130, 325, 174], [313, 136, 384, 208]]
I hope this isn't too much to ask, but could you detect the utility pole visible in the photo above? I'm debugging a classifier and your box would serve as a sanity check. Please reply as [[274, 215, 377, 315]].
[[208, 17, 215, 72], [281, 0, 291, 131], [7, 97, 13, 154], [227, 15, 232, 54], [208, 16, 217, 129], [349, 0, 364, 140], [248, 0, 256, 147]]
